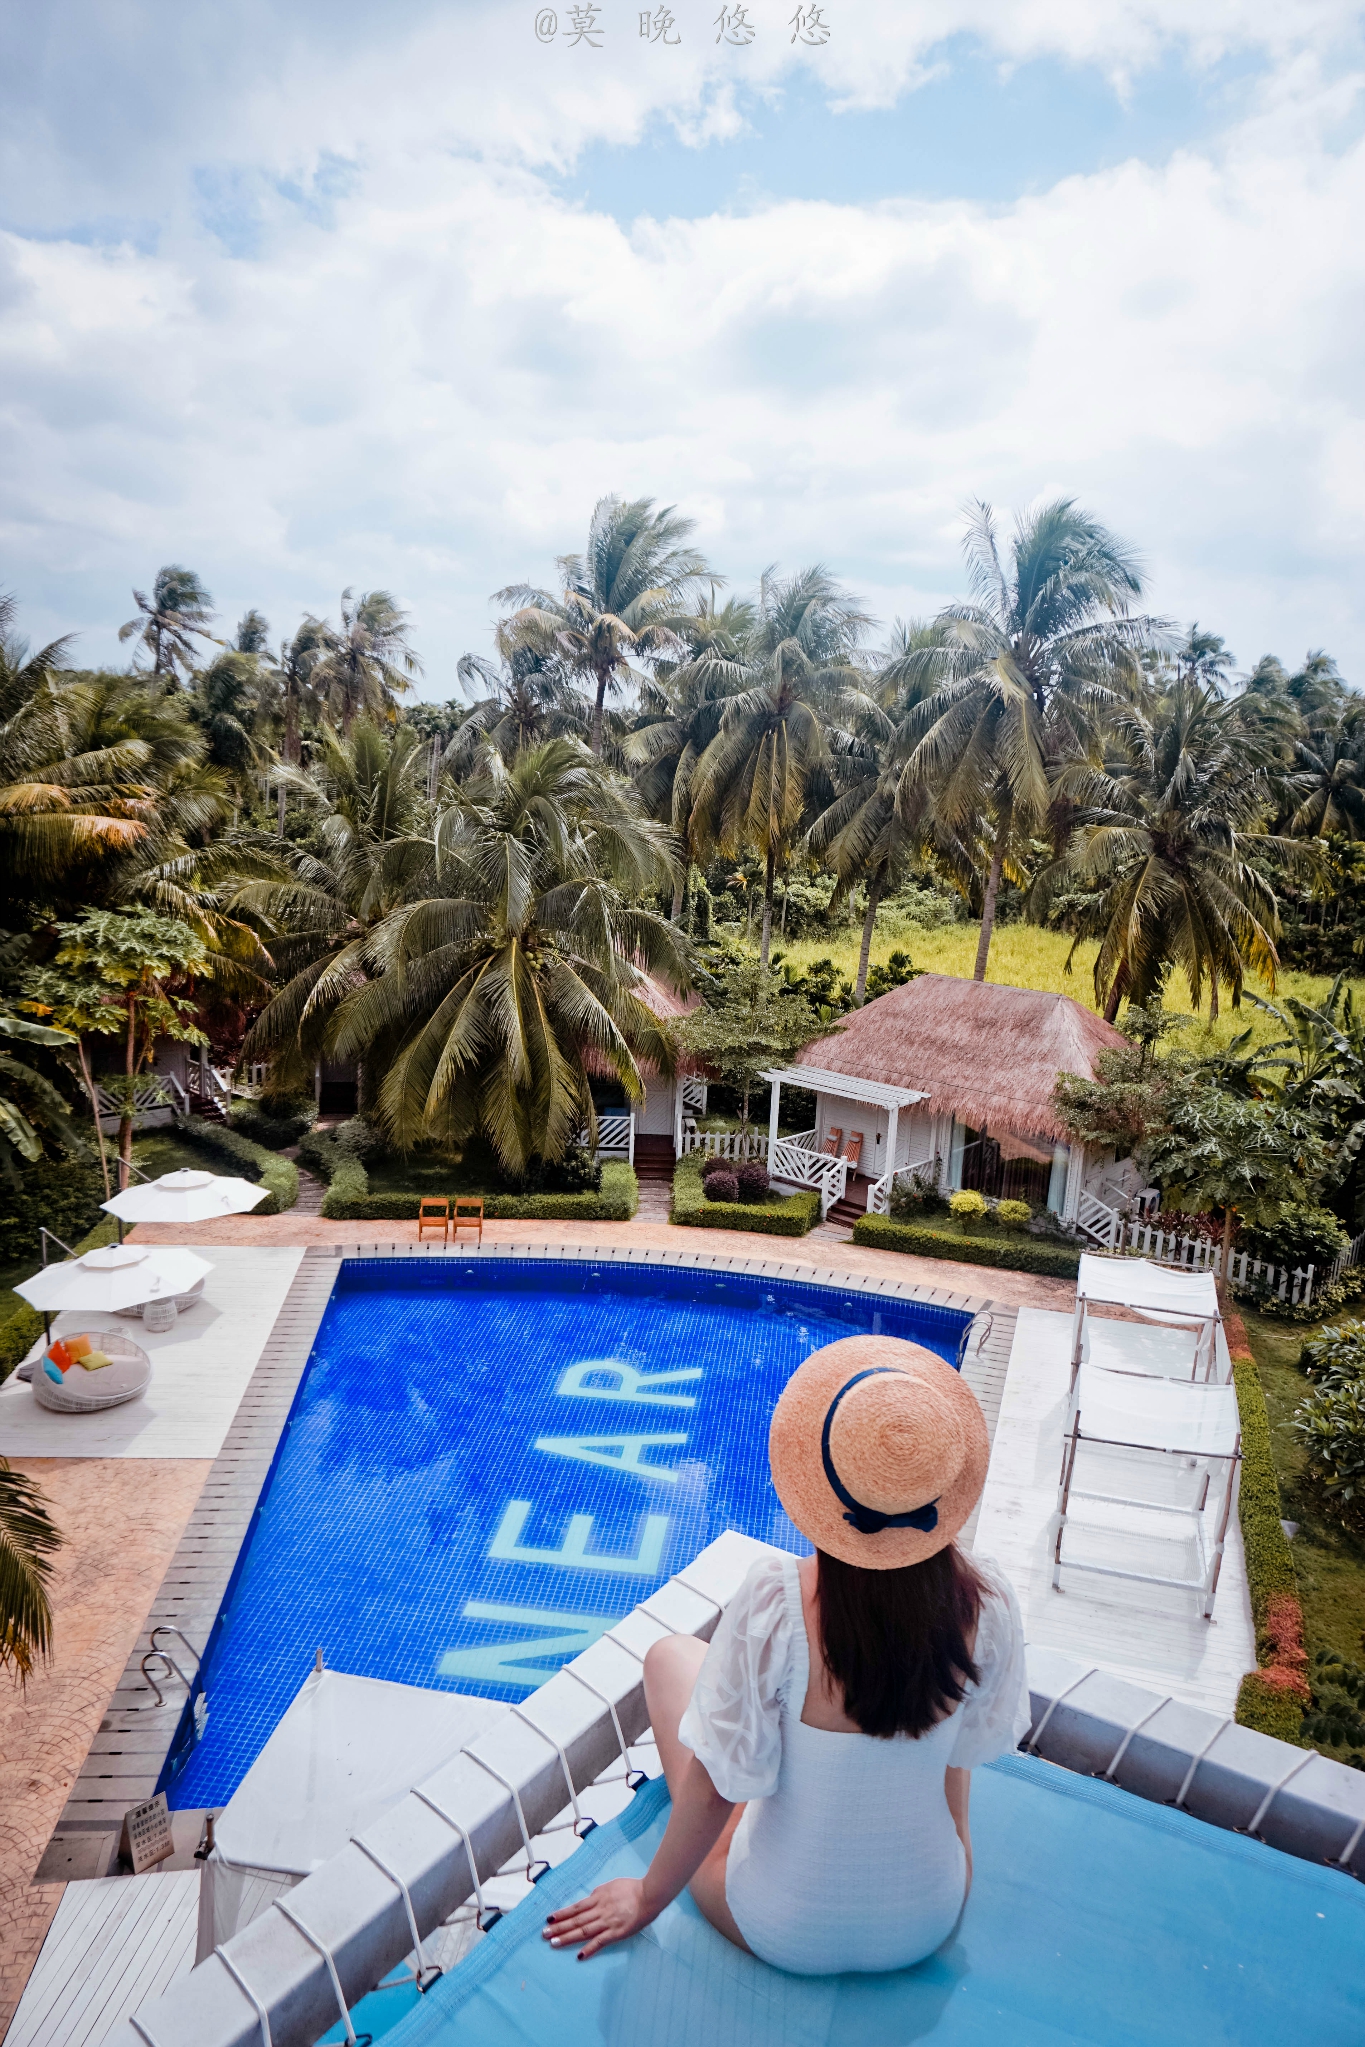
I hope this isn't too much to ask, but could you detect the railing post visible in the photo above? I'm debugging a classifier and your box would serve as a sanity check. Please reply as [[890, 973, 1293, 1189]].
[[627, 1115, 635, 1169]]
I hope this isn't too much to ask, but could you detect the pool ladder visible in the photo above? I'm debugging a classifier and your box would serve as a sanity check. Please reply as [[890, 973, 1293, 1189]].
[[132, 1625, 207, 1725]]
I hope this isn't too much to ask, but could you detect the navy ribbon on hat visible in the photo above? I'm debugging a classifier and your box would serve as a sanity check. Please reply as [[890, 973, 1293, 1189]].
[[820, 1367, 940, 1536]]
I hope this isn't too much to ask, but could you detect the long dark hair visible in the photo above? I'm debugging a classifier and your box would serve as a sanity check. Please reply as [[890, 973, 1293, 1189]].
[[816, 1543, 984, 1740]]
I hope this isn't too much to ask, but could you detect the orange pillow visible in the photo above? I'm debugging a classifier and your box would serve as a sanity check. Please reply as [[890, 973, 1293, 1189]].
[[46, 1340, 73, 1372], [65, 1334, 92, 1360]]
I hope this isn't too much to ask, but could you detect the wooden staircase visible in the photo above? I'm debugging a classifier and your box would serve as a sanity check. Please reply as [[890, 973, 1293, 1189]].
[[633, 1135, 677, 1184]]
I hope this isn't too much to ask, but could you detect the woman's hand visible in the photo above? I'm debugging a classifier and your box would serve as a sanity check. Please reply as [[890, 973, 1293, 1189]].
[[543, 1877, 657, 1959]]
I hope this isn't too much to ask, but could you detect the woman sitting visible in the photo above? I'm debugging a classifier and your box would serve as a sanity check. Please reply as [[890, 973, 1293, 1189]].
[[546, 1333, 1029, 1975]]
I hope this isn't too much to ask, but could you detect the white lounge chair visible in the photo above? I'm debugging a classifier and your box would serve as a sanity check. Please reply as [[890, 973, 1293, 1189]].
[[1052, 1362, 1242, 1618], [1068, 1254, 1227, 1391]]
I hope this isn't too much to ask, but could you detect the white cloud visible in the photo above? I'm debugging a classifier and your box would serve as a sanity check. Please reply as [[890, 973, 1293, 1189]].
[[0, 7, 1363, 679]]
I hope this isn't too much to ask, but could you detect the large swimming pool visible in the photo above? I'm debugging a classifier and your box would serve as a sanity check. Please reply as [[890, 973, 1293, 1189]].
[[164, 1258, 970, 1809]]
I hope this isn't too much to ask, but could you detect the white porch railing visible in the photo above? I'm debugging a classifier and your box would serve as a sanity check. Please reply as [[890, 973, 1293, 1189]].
[[768, 1137, 848, 1216], [679, 1128, 770, 1162], [678, 1127, 846, 1213], [88, 1077, 180, 1134], [865, 1155, 938, 1216], [580, 1114, 635, 1164]]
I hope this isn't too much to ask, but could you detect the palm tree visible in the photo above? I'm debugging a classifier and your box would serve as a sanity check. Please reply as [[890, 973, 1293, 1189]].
[[689, 566, 870, 965], [193, 652, 265, 785], [0, 1460, 63, 1685], [1031, 680, 1312, 1019], [118, 566, 217, 680], [314, 740, 685, 1175], [240, 720, 435, 1098], [1283, 707, 1365, 841], [0, 599, 151, 912], [806, 620, 973, 1003], [900, 500, 1163, 981], [315, 590, 423, 733], [0, 1010, 84, 1182], [450, 648, 591, 766], [627, 592, 756, 919], [496, 496, 711, 756]]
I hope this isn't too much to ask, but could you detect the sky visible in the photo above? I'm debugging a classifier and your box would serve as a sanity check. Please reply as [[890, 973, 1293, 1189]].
[[1, 1, 1363, 692]]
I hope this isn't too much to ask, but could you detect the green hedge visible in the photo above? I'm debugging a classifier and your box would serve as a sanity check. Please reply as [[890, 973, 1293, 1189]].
[[671, 1158, 821, 1237], [1231, 1349, 1299, 1633], [322, 1160, 639, 1223], [0, 1158, 108, 1270], [1235, 1668, 1310, 1743], [230, 1101, 316, 1149], [171, 1117, 299, 1214], [853, 1214, 1081, 1277], [0, 1213, 122, 1383], [1226, 1311, 1308, 1743]]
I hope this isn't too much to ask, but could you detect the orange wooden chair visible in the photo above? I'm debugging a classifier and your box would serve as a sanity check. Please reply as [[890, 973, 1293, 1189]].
[[842, 1131, 864, 1171], [417, 1197, 449, 1243], [819, 1127, 844, 1156], [451, 1197, 484, 1247]]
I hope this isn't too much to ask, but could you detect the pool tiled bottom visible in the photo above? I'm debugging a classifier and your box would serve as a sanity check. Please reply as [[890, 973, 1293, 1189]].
[[166, 1259, 968, 1808]]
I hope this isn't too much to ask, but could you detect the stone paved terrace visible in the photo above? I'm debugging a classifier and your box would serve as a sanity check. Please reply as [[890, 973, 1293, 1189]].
[[0, 1205, 1073, 2040]]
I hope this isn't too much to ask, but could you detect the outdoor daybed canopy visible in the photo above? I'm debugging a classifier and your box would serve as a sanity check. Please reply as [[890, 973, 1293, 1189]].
[[1070, 1254, 1228, 1387]]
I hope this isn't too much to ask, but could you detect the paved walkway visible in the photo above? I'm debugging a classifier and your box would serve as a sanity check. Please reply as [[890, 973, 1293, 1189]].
[[0, 1461, 210, 2041], [126, 1209, 1077, 1313]]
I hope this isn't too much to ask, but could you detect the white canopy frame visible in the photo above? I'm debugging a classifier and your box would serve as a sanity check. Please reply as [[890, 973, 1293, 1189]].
[[1053, 1364, 1243, 1619], [1069, 1255, 1227, 1391], [761, 1067, 926, 1216]]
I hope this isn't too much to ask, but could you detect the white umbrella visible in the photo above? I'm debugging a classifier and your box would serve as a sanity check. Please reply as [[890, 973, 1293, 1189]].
[[16, 1242, 214, 1317], [102, 1167, 270, 1227]]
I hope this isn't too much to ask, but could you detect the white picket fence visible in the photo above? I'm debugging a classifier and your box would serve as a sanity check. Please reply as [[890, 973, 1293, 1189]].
[[1102, 1216, 1319, 1308]]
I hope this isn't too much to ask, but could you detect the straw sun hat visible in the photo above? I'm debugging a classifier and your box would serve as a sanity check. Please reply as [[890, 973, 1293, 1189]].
[[769, 1334, 989, 1569]]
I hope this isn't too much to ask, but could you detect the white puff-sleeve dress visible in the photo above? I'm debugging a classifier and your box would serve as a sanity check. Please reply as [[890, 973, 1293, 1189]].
[[676, 1550, 1029, 1976]]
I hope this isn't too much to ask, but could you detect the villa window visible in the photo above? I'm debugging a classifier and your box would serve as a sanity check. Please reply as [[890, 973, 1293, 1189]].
[[950, 1122, 1071, 1212]]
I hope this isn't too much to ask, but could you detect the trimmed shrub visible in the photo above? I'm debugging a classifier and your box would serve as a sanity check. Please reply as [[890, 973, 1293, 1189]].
[[672, 1156, 820, 1237], [1298, 1320, 1365, 1384], [995, 1199, 1032, 1232], [700, 1154, 735, 1183], [0, 1157, 107, 1267], [1236, 1668, 1312, 1743], [1224, 1305, 1310, 1741], [948, 1189, 988, 1230], [705, 1170, 739, 1204], [231, 1099, 316, 1149], [888, 1169, 947, 1221], [1292, 1375, 1365, 1520], [853, 1214, 1082, 1278], [322, 1162, 639, 1223], [171, 1117, 299, 1213], [1238, 1203, 1351, 1274], [513, 1146, 602, 1196], [735, 1160, 772, 1203]]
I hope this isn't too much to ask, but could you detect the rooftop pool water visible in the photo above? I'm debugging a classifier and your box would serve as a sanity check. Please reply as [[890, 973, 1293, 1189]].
[[165, 1258, 970, 1809]]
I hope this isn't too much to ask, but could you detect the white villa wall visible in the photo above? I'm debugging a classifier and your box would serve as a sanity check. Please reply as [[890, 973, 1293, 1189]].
[[635, 1074, 677, 1136]]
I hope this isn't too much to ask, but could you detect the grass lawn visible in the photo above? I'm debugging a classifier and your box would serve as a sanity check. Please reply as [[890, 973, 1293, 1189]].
[[1242, 1307, 1365, 1669], [365, 1150, 506, 1197], [761, 919, 1363, 1056]]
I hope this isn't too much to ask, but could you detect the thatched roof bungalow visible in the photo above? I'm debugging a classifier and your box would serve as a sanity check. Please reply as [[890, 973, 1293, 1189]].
[[763, 974, 1134, 1222]]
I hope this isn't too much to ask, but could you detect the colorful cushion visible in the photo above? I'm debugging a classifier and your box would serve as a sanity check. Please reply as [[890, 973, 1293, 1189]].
[[65, 1334, 92, 1360], [80, 1350, 114, 1371], [42, 1357, 65, 1384], [47, 1340, 73, 1371]]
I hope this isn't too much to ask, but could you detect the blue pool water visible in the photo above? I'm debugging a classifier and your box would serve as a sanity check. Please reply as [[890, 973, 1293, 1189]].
[[164, 1258, 968, 1809]]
